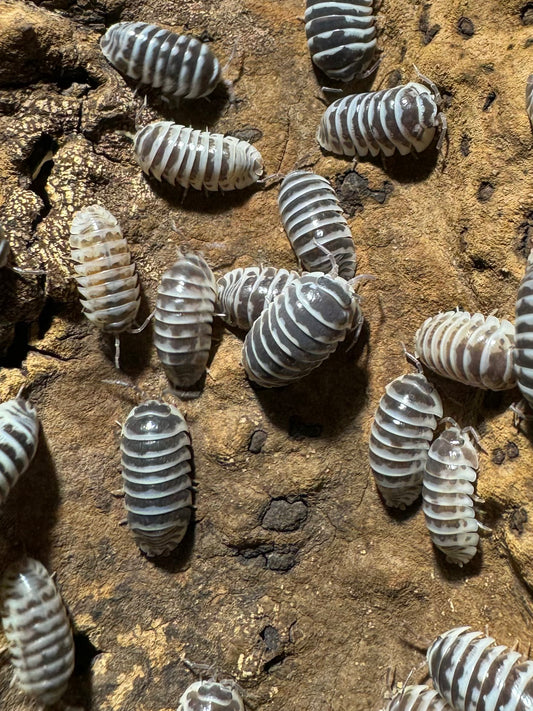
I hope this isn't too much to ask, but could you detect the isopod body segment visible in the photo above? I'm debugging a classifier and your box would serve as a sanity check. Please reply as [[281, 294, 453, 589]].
[[242, 271, 361, 387], [154, 253, 217, 393], [526, 74, 533, 124], [134, 121, 264, 192], [382, 685, 453, 711], [100, 21, 221, 99], [216, 266, 300, 330], [317, 76, 446, 158], [414, 310, 516, 391], [0, 233, 9, 268], [0, 558, 75, 706], [0, 394, 39, 506], [427, 626, 533, 711], [369, 372, 443, 509], [305, 0, 377, 82], [120, 399, 193, 556], [278, 170, 356, 280], [177, 680, 245, 711], [514, 251, 533, 406], [422, 421, 483, 566]]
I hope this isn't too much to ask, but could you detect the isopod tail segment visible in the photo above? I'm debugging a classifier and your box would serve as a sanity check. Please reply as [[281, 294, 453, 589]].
[[413, 65, 448, 154]]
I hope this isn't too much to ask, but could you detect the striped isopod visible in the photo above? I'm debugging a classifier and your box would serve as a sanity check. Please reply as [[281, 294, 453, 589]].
[[526, 74, 533, 124], [242, 271, 362, 387], [0, 557, 75, 706], [427, 626, 533, 711], [0, 393, 39, 506], [100, 22, 221, 100], [382, 685, 453, 711], [278, 170, 356, 279], [133, 121, 264, 192], [317, 74, 446, 158], [305, 0, 377, 82], [414, 310, 515, 391], [120, 399, 193, 556], [514, 251, 533, 406], [70, 205, 141, 369], [422, 420, 486, 566], [177, 680, 245, 711], [369, 371, 443, 509], [154, 253, 217, 394], [216, 266, 300, 330]]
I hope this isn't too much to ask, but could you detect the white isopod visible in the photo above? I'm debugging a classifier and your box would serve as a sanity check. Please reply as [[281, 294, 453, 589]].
[[0, 392, 39, 506], [526, 74, 533, 124], [382, 685, 453, 711], [177, 680, 245, 711]]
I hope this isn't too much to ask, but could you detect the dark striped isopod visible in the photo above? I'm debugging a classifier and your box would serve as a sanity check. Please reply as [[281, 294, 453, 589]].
[[120, 399, 193, 556], [278, 170, 356, 279], [1, 558, 75, 706], [427, 626, 533, 711], [415, 310, 516, 391], [177, 680, 245, 711], [382, 685, 453, 711], [317, 73, 446, 158], [514, 251, 533, 406], [527, 74, 533, 124], [0, 393, 39, 506], [154, 253, 217, 395], [305, 0, 377, 81], [133, 121, 264, 192], [216, 266, 300, 330], [242, 271, 363, 387], [100, 21, 221, 100], [369, 371, 443, 509]]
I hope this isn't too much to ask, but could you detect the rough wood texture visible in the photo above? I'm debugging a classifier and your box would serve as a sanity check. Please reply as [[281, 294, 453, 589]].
[[1, 0, 533, 709]]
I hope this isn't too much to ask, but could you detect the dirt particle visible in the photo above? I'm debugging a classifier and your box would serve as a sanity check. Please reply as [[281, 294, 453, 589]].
[[521, 2, 533, 24], [260, 625, 281, 652], [482, 90, 497, 111], [457, 17, 475, 37], [249, 429, 268, 453], [225, 127, 263, 144], [419, 4, 441, 44], [335, 169, 393, 217], [505, 441, 519, 459], [491, 448, 506, 465], [460, 134, 471, 156], [509, 507, 528, 534], [477, 181, 494, 202], [235, 543, 299, 572], [261, 498, 308, 532]]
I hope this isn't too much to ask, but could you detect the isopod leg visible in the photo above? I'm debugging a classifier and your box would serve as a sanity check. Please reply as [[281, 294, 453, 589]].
[[114, 335, 121, 370], [129, 310, 155, 334]]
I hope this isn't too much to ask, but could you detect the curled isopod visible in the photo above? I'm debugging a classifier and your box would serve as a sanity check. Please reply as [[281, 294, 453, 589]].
[[134, 121, 264, 192], [216, 266, 300, 330], [242, 271, 362, 387], [427, 626, 533, 711], [527, 74, 533, 123], [100, 21, 221, 100], [369, 371, 443, 509], [514, 251, 533, 406], [177, 680, 245, 711], [1, 558, 75, 706], [278, 170, 356, 279], [70, 205, 142, 369], [423, 420, 485, 566], [317, 73, 446, 158], [154, 253, 217, 395], [121, 399, 193, 556], [414, 310, 515, 391], [382, 685, 453, 711], [0, 392, 39, 506], [305, 0, 377, 81]]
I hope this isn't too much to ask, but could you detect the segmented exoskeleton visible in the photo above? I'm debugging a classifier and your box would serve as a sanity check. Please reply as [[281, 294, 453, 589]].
[[177, 680, 245, 711], [514, 251, 533, 406], [0, 394, 39, 506], [382, 685, 453, 711], [526, 74, 533, 124]]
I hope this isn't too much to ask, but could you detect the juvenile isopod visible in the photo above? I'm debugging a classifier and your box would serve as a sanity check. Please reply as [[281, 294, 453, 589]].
[[422, 419, 487, 566], [70, 205, 145, 369], [100, 21, 221, 100], [514, 251, 533, 406], [120, 399, 193, 556], [278, 170, 356, 279], [0, 392, 39, 506], [317, 73, 446, 158], [242, 271, 363, 387], [369, 369, 443, 509], [133, 121, 264, 192], [427, 626, 533, 711], [1, 557, 75, 706], [177, 680, 245, 711], [305, 0, 377, 82], [154, 253, 217, 395], [216, 266, 300, 330], [382, 685, 453, 711], [526, 74, 533, 124], [414, 310, 515, 391]]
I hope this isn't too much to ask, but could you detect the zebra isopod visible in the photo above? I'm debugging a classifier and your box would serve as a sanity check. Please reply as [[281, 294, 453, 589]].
[[70, 205, 141, 369], [100, 21, 221, 100], [278, 170, 356, 279], [382, 685, 453, 711], [120, 399, 193, 557], [422, 420, 485, 566], [305, 0, 377, 82], [317, 74, 446, 158], [216, 266, 300, 330], [414, 310, 516, 391], [427, 626, 533, 711], [0, 393, 39, 507], [514, 251, 533, 407], [154, 253, 217, 395], [526, 74, 533, 124], [133, 121, 264, 192], [369, 371, 443, 509], [242, 271, 361, 387], [1, 558, 75, 706], [177, 680, 245, 711]]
